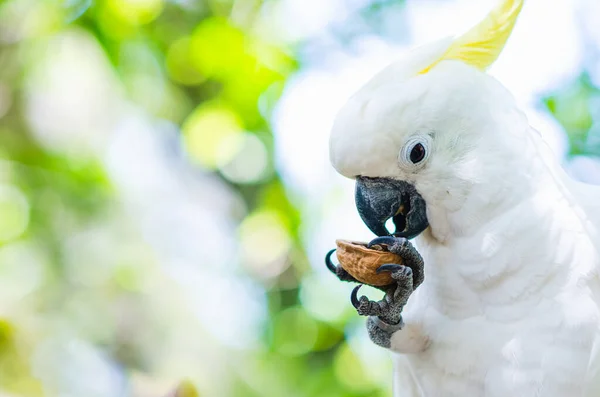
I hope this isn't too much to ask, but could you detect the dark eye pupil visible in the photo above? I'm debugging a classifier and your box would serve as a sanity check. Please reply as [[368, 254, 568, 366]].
[[410, 143, 426, 164]]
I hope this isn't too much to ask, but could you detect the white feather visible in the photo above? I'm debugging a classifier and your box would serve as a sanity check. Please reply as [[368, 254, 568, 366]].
[[329, 48, 600, 396]]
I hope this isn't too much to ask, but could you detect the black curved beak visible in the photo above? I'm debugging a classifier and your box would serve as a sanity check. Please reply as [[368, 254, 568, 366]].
[[355, 176, 429, 239]]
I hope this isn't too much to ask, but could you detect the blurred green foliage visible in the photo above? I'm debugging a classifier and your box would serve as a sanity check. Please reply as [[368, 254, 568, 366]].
[[0, 0, 393, 396], [543, 73, 600, 157]]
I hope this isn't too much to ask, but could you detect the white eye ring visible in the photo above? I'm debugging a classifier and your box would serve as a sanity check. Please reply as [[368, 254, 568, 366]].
[[399, 136, 431, 168]]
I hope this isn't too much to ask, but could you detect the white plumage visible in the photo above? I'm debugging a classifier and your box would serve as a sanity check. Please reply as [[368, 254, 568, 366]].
[[328, 1, 600, 395]]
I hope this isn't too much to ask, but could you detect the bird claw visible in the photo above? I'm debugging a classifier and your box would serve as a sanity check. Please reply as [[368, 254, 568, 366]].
[[351, 285, 362, 308], [351, 284, 385, 317], [328, 236, 423, 338], [352, 264, 415, 328], [327, 236, 424, 349], [368, 235, 424, 289], [325, 249, 338, 274], [376, 263, 405, 274]]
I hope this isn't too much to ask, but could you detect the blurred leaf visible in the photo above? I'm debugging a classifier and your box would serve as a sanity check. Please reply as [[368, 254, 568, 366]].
[[543, 74, 600, 156], [166, 37, 206, 86], [105, 0, 164, 26], [189, 17, 295, 126], [271, 306, 318, 356], [190, 17, 247, 80]]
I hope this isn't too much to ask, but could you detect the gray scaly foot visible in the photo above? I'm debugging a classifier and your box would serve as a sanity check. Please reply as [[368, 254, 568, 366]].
[[351, 236, 424, 348]]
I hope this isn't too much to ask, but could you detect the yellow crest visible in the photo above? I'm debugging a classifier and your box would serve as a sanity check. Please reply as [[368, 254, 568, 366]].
[[419, 0, 524, 74]]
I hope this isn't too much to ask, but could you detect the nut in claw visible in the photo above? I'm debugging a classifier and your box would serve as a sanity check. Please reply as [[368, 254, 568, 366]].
[[334, 239, 403, 287]]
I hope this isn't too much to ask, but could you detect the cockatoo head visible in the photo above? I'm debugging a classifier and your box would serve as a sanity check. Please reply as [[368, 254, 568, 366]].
[[330, 0, 531, 242]]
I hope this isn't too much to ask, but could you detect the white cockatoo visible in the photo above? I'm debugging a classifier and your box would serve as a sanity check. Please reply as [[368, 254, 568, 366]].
[[325, 0, 600, 396]]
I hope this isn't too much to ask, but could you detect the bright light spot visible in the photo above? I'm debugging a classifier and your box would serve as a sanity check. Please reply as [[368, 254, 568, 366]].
[[567, 156, 600, 185], [404, 0, 494, 43], [25, 30, 123, 157], [272, 70, 349, 195], [258, 0, 358, 44], [333, 343, 374, 391], [299, 273, 353, 323], [106, 0, 164, 25], [385, 218, 395, 235], [238, 210, 291, 279], [0, 185, 29, 242], [492, 0, 583, 99], [183, 103, 244, 169], [0, 241, 44, 309], [219, 133, 269, 184], [272, 39, 402, 196], [578, 0, 600, 85], [272, 307, 318, 356]]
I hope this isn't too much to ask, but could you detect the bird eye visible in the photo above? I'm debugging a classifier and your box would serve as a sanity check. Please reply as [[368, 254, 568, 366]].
[[410, 143, 426, 164], [399, 137, 430, 168]]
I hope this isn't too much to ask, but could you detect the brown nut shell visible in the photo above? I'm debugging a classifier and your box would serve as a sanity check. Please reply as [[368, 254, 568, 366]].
[[335, 239, 403, 287]]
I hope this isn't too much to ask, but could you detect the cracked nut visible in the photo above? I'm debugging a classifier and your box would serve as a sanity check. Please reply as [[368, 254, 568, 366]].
[[335, 239, 403, 287]]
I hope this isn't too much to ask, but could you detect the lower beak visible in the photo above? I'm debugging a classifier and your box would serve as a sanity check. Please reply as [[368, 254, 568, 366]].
[[355, 176, 429, 239]]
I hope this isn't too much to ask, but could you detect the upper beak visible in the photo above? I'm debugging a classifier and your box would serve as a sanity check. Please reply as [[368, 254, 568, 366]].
[[355, 176, 429, 239]]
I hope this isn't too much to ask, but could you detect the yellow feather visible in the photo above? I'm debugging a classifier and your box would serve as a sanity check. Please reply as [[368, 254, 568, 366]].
[[419, 0, 524, 74]]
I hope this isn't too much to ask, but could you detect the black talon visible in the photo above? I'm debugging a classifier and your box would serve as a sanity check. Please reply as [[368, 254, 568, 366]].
[[368, 236, 401, 248], [377, 264, 404, 274], [351, 285, 363, 308], [325, 249, 338, 274]]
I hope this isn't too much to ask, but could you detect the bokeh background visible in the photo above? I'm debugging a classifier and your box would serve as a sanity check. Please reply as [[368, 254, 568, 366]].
[[0, 0, 599, 395]]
